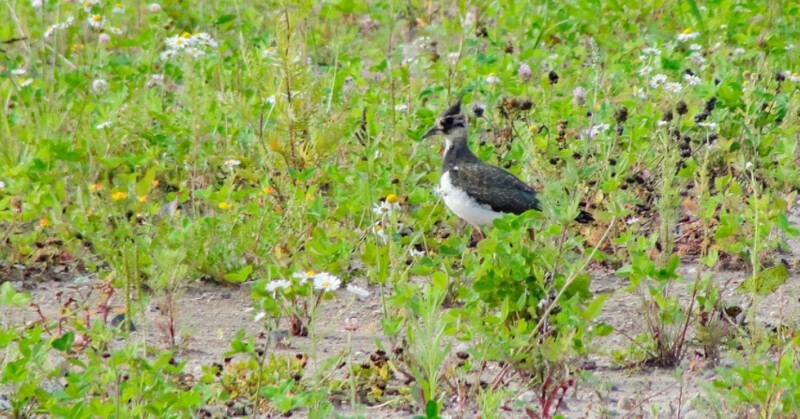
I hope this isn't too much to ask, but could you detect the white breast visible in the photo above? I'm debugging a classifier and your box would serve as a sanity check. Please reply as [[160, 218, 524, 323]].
[[439, 171, 502, 227]]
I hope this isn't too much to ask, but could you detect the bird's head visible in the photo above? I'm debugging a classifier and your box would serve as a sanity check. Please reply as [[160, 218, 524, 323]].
[[421, 96, 467, 142]]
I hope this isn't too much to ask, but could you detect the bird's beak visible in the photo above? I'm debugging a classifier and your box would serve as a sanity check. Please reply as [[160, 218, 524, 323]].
[[421, 127, 440, 139]]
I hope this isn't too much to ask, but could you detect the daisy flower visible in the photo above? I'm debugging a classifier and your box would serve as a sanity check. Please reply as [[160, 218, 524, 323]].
[[96, 121, 112, 129], [265, 279, 291, 294], [91, 78, 108, 93], [689, 44, 702, 51], [676, 30, 699, 42], [87, 14, 105, 29], [10, 69, 26, 76], [642, 47, 661, 56], [485, 73, 500, 85], [649, 74, 668, 88], [345, 284, 370, 299], [293, 270, 317, 284], [313, 273, 341, 292], [223, 159, 241, 171], [683, 74, 701, 85], [664, 82, 683, 93]]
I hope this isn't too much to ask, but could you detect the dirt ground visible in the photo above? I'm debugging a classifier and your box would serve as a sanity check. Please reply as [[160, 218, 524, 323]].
[[4, 212, 800, 418]]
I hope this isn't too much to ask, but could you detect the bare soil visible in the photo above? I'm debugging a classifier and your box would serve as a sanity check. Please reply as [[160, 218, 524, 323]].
[[4, 213, 800, 418]]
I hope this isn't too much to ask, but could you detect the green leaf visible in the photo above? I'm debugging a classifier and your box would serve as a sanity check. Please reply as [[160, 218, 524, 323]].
[[224, 265, 253, 283], [684, 0, 705, 30], [425, 400, 440, 419], [0, 282, 30, 307], [136, 167, 157, 198], [737, 264, 790, 296], [52, 331, 75, 352], [214, 14, 236, 25]]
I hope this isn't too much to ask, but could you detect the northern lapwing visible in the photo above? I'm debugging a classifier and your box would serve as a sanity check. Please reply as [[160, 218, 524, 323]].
[[422, 97, 593, 240]]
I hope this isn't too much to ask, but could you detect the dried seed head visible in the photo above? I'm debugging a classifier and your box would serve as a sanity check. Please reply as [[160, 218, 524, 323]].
[[694, 111, 710, 122], [548, 70, 559, 85], [676, 100, 688, 115], [704, 96, 717, 113], [472, 103, 485, 117], [662, 108, 674, 122], [776, 71, 786, 82], [614, 106, 629, 124]]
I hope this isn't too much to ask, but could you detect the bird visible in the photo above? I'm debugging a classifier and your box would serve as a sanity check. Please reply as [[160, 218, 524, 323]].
[[421, 97, 594, 240]]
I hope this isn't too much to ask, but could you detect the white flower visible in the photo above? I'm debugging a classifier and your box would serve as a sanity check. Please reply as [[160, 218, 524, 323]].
[[265, 95, 276, 105], [689, 44, 702, 51], [657, 120, 669, 127], [638, 66, 652, 77], [649, 74, 668, 88], [394, 104, 408, 112], [187, 47, 205, 58], [44, 26, 56, 38], [698, 122, 718, 130], [10, 69, 26, 76], [146, 74, 165, 87], [664, 82, 683, 93], [642, 47, 661, 56], [372, 223, 388, 244], [689, 51, 706, 66], [485, 73, 500, 85], [313, 273, 341, 292], [95, 121, 112, 129], [193, 32, 218, 48], [19, 78, 33, 87], [626, 216, 640, 225], [265, 279, 291, 294], [733, 48, 746, 55], [99, 33, 111, 44], [0, 180, 5, 189], [745, 161, 754, 170], [148, 3, 162, 12], [787, 44, 796, 51], [31, 0, 42, 9], [633, 86, 647, 99], [583, 123, 609, 140], [292, 270, 318, 284], [408, 247, 425, 258], [160, 50, 177, 60], [81, 0, 100, 12], [87, 14, 105, 29], [790, 73, 800, 83], [676, 31, 699, 42], [372, 200, 400, 216], [113, 3, 124, 14], [448, 52, 460, 65], [345, 284, 370, 299], [223, 159, 241, 171], [91, 78, 108, 93], [262, 47, 277, 58], [109, 27, 124, 35], [683, 74, 701, 85]]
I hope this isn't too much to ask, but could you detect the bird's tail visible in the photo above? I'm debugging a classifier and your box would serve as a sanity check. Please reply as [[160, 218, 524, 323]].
[[575, 210, 594, 224]]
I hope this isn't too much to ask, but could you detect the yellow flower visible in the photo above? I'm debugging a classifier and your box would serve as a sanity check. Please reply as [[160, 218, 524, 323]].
[[152, 179, 159, 188], [138, 195, 148, 203], [71, 44, 85, 52], [682, 28, 694, 34], [181, 32, 192, 39], [268, 139, 281, 151], [40, 218, 49, 227], [263, 186, 275, 194], [89, 183, 103, 192], [110, 191, 127, 200], [385, 194, 399, 204], [305, 193, 316, 202], [91, 14, 102, 22], [219, 202, 232, 210]]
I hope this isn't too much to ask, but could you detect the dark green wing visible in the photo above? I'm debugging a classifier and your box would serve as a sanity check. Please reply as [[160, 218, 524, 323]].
[[449, 163, 541, 214]]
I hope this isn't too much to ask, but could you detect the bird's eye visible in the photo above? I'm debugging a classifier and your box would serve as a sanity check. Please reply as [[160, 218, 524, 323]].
[[443, 116, 454, 126]]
